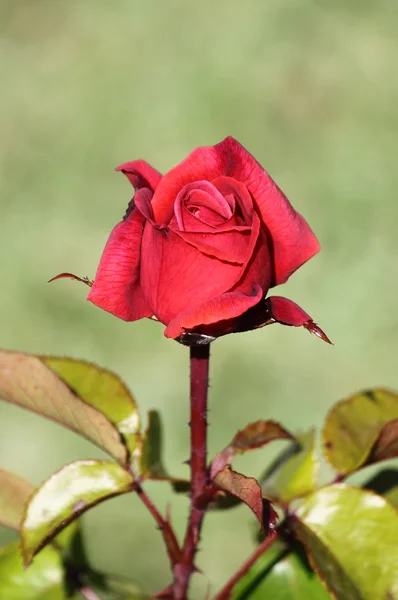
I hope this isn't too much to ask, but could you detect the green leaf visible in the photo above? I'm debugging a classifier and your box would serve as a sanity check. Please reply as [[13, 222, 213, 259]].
[[0, 469, 34, 531], [21, 460, 134, 565], [261, 430, 318, 504], [0, 541, 67, 599], [138, 410, 187, 487], [138, 410, 173, 480], [0, 350, 128, 463], [322, 388, 398, 475], [211, 420, 293, 477], [42, 357, 141, 458], [291, 485, 398, 600], [231, 540, 331, 599]]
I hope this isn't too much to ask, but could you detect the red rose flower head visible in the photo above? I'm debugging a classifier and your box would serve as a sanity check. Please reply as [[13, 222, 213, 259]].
[[84, 137, 329, 344]]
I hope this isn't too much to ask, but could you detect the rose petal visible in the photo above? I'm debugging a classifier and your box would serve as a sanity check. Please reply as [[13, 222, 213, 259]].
[[116, 159, 162, 191], [133, 187, 158, 227], [140, 227, 245, 325], [88, 208, 152, 321], [151, 137, 319, 285], [164, 284, 263, 339], [171, 228, 251, 265], [214, 139, 320, 284], [171, 204, 245, 234], [232, 214, 272, 295], [212, 176, 253, 224], [174, 181, 232, 231]]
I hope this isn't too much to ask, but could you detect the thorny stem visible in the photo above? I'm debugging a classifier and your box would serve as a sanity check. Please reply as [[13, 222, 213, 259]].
[[213, 531, 279, 600], [173, 344, 210, 599], [135, 482, 182, 568]]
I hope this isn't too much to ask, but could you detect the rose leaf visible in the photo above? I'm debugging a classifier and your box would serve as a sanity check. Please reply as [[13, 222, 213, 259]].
[[230, 540, 330, 599], [210, 420, 293, 478], [0, 350, 130, 464], [213, 465, 276, 533], [322, 388, 398, 475], [21, 460, 135, 565], [260, 430, 318, 505], [42, 356, 141, 459], [0, 469, 34, 532], [138, 410, 188, 488], [291, 485, 398, 600], [0, 541, 67, 599]]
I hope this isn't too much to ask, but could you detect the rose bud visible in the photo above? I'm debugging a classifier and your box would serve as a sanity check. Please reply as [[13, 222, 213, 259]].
[[86, 137, 329, 343]]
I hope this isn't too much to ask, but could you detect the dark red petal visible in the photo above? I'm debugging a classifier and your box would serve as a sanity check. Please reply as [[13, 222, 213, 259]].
[[151, 137, 319, 284], [87, 209, 152, 321], [164, 284, 263, 339], [171, 228, 251, 264], [213, 138, 320, 284], [133, 187, 158, 226], [212, 176, 253, 224], [140, 227, 245, 326], [174, 181, 233, 231], [116, 159, 162, 192], [230, 212, 269, 292]]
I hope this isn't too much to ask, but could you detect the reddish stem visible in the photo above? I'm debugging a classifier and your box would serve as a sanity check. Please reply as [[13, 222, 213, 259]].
[[213, 532, 279, 600], [173, 343, 210, 599], [136, 483, 182, 568]]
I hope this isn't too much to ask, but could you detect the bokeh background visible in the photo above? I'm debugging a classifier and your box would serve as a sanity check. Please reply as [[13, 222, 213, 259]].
[[1, 0, 397, 597]]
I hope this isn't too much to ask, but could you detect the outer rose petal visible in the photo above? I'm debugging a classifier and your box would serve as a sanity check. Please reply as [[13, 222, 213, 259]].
[[140, 227, 247, 326], [151, 137, 319, 284], [116, 159, 162, 192], [164, 284, 263, 339], [87, 207, 152, 321]]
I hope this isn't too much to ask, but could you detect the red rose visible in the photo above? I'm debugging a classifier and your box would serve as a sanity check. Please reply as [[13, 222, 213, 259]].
[[88, 137, 322, 341]]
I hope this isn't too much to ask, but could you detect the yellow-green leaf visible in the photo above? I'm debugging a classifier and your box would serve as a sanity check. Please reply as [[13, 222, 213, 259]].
[[261, 430, 318, 504], [292, 485, 398, 600], [322, 388, 398, 475], [138, 411, 186, 487], [42, 357, 141, 458], [0, 350, 128, 463], [0, 469, 34, 531], [231, 540, 331, 599], [21, 460, 134, 565], [0, 541, 66, 599]]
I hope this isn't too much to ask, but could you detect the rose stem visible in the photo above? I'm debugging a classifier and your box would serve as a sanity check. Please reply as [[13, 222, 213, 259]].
[[173, 343, 210, 599], [213, 531, 279, 600], [135, 482, 182, 568]]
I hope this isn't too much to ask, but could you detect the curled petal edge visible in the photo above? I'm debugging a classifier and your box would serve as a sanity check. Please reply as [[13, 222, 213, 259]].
[[116, 159, 162, 192], [165, 284, 264, 340]]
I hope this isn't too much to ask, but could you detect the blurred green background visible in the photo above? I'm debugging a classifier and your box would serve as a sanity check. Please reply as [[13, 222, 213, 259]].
[[0, 0, 397, 597]]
